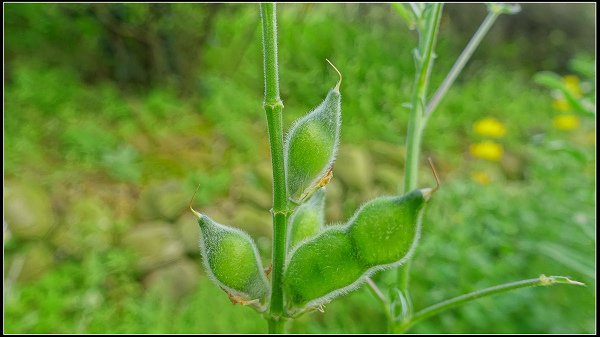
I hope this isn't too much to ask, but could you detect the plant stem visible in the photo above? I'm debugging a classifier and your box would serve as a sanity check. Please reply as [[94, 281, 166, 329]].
[[260, 3, 288, 333], [425, 11, 499, 119], [366, 277, 389, 307], [397, 2, 443, 311], [394, 276, 585, 333]]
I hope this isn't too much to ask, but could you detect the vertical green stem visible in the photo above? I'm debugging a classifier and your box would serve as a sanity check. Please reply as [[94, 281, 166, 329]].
[[260, 3, 288, 334], [397, 1, 443, 323]]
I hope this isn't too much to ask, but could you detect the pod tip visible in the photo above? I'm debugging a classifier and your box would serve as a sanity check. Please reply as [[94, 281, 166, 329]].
[[427, 157, 440, 193], [189, 183, 203, 218], [421, 188, 434, 201], [325, 58, 342, 91]]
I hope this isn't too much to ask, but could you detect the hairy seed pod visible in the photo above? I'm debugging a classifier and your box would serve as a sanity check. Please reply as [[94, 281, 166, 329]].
[[285, 65, 341, 203], [349, 189, 431, 267], [284, 227, 363, 308], [287, 188, 326, 251], [196, 213, 269, 302], [283, 188, 432, 312]]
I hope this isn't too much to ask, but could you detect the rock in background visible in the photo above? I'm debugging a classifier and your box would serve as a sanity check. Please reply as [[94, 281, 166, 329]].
[[122, 221, 185, 273], [4, 141, 409, 301], [4, 183, 56, 240], [143, 258, 201, 301]]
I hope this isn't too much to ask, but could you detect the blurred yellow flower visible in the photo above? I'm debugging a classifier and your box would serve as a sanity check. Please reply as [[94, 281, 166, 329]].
[[553, 114, 580, 131], [473, 117, 506, 138], [471, 170, 491, 185], [552, 98, 570, 112], [562, 75, 583, 98], [470, 141, 504, 161]]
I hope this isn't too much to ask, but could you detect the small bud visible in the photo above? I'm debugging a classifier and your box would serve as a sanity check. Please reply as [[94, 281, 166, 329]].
[[196, 213, 269, 305], [287, 188, 326, 251]]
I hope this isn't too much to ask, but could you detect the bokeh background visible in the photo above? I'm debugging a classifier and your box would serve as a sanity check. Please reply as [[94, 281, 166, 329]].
[[3, 3, 596, 334]]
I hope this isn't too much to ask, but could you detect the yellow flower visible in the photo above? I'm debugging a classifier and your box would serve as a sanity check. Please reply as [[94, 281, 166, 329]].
[[553, 114, 580, 131], [552, 98, 570, 112], [562, 75, 583, 98], [471, 170, 491, 185], [473, 117, 506, 138], [470, 141, 504, 161]]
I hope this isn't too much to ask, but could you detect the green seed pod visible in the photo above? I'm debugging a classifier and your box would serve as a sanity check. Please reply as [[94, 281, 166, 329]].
[[287, 187, 326, 251], [285, 62, 342, 203], [349, 188, 432, 268], [195, 213, 269, 305], [283, 188, 433, 313], [283, 226, 364, 309]]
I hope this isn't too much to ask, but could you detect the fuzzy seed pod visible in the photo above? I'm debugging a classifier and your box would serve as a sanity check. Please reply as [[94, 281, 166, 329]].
[[285, 78, 341, 203], [196, 213, 269, 304], [349, 189, 431, 267], [284, 227, 363, 309], [283, 188, 432, 313], [287, 188, 326, 251]]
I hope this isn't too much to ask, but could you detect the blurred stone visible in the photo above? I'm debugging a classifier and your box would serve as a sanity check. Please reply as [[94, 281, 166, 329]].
[[4, 183, 56, 240], [500, 152, 527, 181], [232, 205, 271, 239], [122, 221, 184, 272], [326, 203, 343, 224], [176, 212, 200, 255], [137, 180, 189, 221], [200, 206, 229, 225], [253, 162, 273, 191], [324, 179, 343, 203], [374, 164, 402, 193], [335, 146, 373, 194], [369, 140, 405, 167], [324, 180, 344, 223], [51, 197, 114, 258], [7, 244, 54, 283], [236, 184, 271, 210], [143, 258, 200, 301]]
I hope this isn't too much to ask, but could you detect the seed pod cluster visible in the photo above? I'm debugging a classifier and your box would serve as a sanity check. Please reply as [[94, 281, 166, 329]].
[[283, 188, 432, 311], [284, 78, 341, 203], [287, 187, 326, 251], [196, 213, 269, 305]]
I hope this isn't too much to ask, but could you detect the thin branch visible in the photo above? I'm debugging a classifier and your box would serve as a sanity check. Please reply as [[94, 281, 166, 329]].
[[366, 277, 388, 305], [400, 275, 585, 332], [425, 11, 499, 119]]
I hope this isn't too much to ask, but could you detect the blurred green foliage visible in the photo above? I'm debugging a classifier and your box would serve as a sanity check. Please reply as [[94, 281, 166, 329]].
[[3, 3, 595, 334]]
